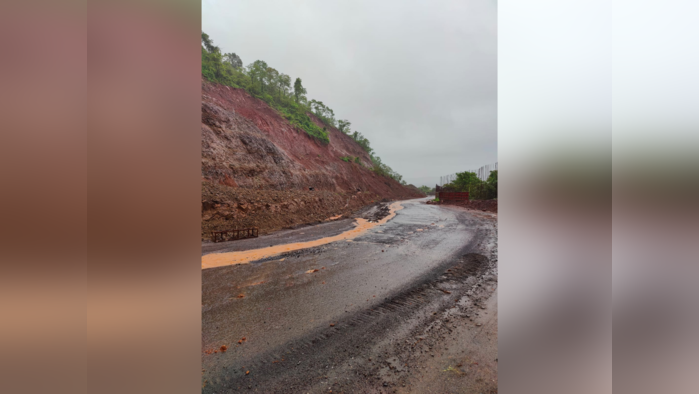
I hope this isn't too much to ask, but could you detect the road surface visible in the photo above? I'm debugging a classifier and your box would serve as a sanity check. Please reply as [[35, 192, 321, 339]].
[[202, 197, 498, 393]]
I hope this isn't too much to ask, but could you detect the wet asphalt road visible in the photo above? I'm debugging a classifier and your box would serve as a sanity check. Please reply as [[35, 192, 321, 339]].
[[201, 197, 497, 393]]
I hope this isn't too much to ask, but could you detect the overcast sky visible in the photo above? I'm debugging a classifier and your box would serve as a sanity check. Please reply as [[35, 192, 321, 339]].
[[203, 0, 497, 187]]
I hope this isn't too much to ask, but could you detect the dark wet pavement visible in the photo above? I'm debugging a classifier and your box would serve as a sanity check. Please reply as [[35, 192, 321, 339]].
[[201, 197, 497, 392]]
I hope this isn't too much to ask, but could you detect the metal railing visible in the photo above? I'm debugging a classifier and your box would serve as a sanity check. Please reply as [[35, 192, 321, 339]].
[[211, 228, 259, 243]]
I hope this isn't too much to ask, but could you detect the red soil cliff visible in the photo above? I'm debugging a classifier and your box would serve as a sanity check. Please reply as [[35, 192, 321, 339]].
[[201, 79, 424, 240]]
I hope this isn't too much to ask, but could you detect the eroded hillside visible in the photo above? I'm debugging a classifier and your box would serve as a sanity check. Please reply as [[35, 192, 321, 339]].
[[201, 79, 424, 240]]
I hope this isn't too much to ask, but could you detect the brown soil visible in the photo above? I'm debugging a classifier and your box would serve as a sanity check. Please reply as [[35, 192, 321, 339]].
[[429, 199, 498, 213], [201, 78, 424, 240]]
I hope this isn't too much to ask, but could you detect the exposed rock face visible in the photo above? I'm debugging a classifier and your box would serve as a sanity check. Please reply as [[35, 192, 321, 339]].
[[201, 78, 425, 240]]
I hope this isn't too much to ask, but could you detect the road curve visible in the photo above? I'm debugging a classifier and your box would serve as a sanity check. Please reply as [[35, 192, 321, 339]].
[[201, 197, 497, 393]]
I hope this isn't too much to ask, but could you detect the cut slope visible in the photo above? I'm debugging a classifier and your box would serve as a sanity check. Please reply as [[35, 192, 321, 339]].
[[201, 78, 424, 239]]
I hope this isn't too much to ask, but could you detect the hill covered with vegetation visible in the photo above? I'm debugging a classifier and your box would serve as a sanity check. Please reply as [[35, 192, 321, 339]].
[[201, 32, 405, 184]]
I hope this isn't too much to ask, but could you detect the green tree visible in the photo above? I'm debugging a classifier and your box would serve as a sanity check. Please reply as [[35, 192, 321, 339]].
[[417, 185, 434, 194], [337, 119, 351, 134], [369, 154, 403, 183], [310, 99, 323, 115], [487, 170, 497, 185], [265, 67, 279, 97], [309, 100, 336, 126], [277, 73, 291, 99], [294, 78, 307, 103], [445, 170, 498, 200], [223, 52, 242, 69], [452, 171, 477, 191], [486, 170, 498, 199], [201, 32, 219, 53], [326, 108, 336, 126], [351, 131, 372, 154], [246, 60, 269, 95]]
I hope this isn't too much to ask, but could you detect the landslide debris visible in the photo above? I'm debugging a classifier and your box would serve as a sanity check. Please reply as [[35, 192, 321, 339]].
[[354, 201, 393, 223]]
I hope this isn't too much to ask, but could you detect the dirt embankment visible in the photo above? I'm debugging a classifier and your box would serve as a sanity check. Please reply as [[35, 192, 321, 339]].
[[201, 79, 424, 239], [428, 199, 498, 213]]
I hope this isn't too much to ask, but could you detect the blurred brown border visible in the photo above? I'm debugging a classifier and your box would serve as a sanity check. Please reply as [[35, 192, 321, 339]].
[[87, 1, 202, 394], [1, 1, 201, 394]]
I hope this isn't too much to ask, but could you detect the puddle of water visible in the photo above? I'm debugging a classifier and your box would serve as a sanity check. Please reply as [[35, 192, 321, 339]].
[[202, 202, 404, 269]]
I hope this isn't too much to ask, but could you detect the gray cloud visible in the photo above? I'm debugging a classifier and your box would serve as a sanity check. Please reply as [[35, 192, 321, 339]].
[[203, 0, 497, 187]]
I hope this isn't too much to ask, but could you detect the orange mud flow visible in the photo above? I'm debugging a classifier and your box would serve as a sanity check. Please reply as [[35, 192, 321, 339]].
[[201, 202, 404, 269]]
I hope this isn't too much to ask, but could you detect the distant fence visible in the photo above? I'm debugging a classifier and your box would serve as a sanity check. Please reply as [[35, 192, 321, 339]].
[[439, 162, 497, 186]]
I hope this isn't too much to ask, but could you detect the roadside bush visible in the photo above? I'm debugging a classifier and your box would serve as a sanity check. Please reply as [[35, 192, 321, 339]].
[[441, 170, 497, 200]]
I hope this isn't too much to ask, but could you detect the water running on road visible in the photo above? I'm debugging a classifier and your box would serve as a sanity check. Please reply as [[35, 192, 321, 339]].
[[201, 201, 404, 269]]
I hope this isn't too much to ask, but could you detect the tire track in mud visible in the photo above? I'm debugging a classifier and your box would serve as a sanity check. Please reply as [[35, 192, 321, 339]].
[[202, 246, 496, 393]]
